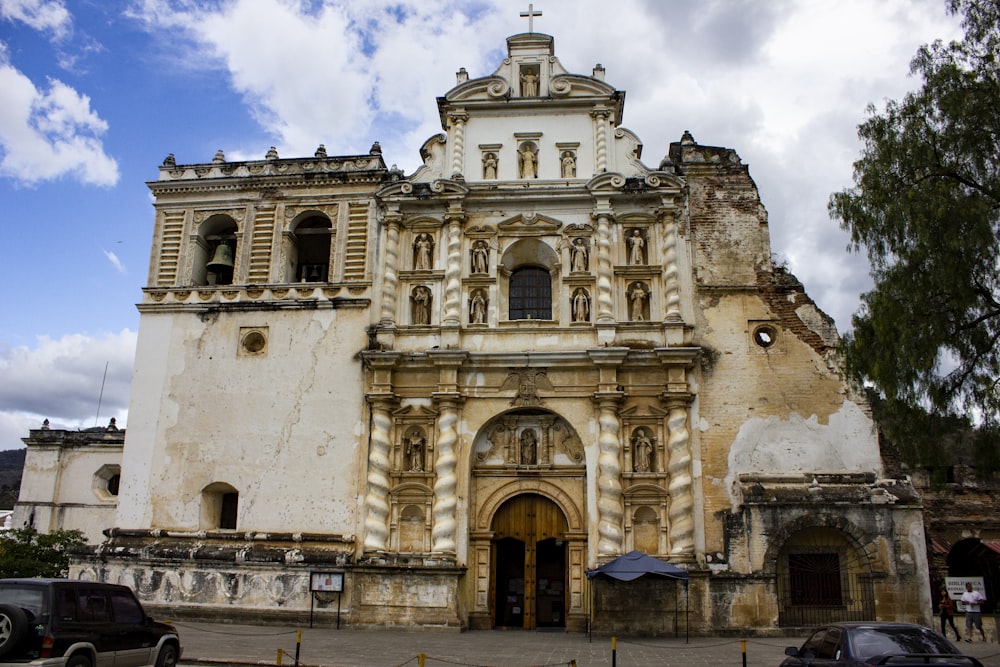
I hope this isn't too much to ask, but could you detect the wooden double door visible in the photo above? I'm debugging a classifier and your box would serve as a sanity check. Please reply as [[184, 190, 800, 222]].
[[491, 493, 568, 629]]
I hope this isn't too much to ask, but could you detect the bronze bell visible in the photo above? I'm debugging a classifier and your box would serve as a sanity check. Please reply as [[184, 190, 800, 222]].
[[207, 244, 234, 272]]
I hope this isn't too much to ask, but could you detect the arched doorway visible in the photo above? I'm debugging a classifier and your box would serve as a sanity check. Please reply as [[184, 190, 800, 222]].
[[491, 493, 568, 629], [776, 526, 874, 626]]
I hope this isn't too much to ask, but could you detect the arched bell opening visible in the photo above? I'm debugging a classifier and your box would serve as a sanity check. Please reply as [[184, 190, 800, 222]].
[[192, 215, 239, 286], [285, 213, 333, 283]]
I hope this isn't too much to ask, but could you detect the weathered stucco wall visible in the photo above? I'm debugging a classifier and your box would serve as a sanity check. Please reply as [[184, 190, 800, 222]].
[[120, 306, 369, 534]]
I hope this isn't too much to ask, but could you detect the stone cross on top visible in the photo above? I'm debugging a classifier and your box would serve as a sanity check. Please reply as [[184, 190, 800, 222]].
[[520, 4, 542, 32]]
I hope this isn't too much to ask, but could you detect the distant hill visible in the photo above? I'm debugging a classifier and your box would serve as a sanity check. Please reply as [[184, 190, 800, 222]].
[[0, 449, 25, 510]]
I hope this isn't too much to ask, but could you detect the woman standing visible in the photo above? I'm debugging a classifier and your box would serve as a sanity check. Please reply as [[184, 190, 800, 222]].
[[939, 589, 960, 641]]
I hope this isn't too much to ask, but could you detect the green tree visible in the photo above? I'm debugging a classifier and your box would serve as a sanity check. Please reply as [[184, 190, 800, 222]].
[[0, 528, 86, 579], [829, 0, 1000, 472]]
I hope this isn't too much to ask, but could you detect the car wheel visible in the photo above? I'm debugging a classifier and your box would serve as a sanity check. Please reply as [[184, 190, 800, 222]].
[[66, 653, 93, 667], [0, 604, 28, 658], [155, 643, 178, 667]]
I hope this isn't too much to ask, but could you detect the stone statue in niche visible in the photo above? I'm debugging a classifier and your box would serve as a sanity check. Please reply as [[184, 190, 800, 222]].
[[470, 289, 487, 324], [572, 288, 590, 322], [571, 237, 588, 272], [414, 233, 433, 270], [629, 282, 648, 321], [520, 428, 537, 464], [471, 240, 489, 274], [405, 430, 426, 472], [482, 153, 498, 179], [632, 428, 654, 472], [627, 229, 646, 265], [518, 143, 537, 179], [560, 151, 576, 178], [412, 286, 431, 325], [521, 69, 538, 96]]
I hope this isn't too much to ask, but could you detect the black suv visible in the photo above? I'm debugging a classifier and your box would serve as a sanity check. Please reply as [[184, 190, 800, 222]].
[[0, 579, 180, 667]]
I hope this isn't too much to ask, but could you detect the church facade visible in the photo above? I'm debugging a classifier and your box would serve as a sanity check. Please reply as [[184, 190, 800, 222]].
[[66, 32, 932, 633]]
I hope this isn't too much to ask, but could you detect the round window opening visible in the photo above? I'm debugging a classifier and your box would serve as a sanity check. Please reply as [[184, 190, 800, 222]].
[[753, 325, 777, 349], [242, 331, 266, 353]]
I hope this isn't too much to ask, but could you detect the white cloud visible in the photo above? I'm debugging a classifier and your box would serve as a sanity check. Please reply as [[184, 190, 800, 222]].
[[0, 46, 119, 186], [0, 0, 71, 39], [103, 249, 126, 274], [0, 330, 136, 450]]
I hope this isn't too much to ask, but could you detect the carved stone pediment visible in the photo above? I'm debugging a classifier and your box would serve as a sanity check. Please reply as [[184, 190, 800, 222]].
[[392, 404, 439, 419], [497, 213, 562, 236], [474, 413, 584, 467]]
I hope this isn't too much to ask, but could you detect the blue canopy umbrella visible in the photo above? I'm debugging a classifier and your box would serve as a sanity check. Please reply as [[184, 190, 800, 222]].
[[586, 550, 689, 641]]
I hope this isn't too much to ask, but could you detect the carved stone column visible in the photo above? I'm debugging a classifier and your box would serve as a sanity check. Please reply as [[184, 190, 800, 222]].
[[588, 348, 628, 556], [379, 212, 402, 327], [362, 352, 401, 553], [665, 397, 694, 555], [659, 206, 683, 323], [592, 204, 615, 324], [429, 350, 467, 555], [442, 212, 464, 329], [449, 111, 468, 178], [655, 348, 698, 559], [591, 108, 610, 173]]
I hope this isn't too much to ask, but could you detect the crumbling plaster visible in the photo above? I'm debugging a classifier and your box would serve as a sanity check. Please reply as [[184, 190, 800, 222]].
[[725, 400, 881, 510]]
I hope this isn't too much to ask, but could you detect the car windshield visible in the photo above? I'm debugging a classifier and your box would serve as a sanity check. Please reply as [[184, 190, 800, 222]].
[[849, 626, 955, 659], [0, 586, 46, 617]]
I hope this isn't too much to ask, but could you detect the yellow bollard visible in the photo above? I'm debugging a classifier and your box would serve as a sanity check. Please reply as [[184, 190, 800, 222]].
[[276, 649, 283, 666], [418, 653, 426, 667], [741, 638, 747, 667], [611, 636, 617, 667]]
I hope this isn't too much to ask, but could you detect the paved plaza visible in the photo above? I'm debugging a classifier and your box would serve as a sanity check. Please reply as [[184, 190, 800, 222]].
[[173, 621, 1000, 667]]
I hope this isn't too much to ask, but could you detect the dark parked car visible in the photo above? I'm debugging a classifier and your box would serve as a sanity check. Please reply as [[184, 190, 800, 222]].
[[0, 579, 180, 667], [781, 622, 983, 667]]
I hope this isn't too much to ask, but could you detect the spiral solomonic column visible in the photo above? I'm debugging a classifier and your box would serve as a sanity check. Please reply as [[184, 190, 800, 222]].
[[660, 208, 682, 321], [379, 216, 401, 326], [442, 216, 463, 326], [449, 112, 468, 178], [363, 395, 396, 552], [666, 400, 695, 555], [593, 209, 615, 323], [592, 110, 610, 173], [595, 396, 624, 555], [431, 396, 460, 553]]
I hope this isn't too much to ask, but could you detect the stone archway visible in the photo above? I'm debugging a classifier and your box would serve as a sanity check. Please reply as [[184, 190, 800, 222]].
[[467, 408, 588, 631], [774, 526, 875, 626], [491, 493, 569, 629]]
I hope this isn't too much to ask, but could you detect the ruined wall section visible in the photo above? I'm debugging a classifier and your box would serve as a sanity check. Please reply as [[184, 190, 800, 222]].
[[674, 137, 883, 567], [670, 135, 771, 288]]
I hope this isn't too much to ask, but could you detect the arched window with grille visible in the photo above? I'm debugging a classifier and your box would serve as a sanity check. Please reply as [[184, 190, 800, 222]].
[[509, 266, 551, 320]]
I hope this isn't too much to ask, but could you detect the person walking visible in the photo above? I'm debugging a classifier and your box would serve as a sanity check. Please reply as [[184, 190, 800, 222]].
[[961, 582, 987, 642], [939, 589, 960, 641]]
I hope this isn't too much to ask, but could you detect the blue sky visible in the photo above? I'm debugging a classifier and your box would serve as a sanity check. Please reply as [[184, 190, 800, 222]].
[[0, 0, 963, 450]]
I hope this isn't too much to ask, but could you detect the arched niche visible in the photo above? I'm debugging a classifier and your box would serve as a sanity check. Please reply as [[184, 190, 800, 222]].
[[472, 408, 584, 469]]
